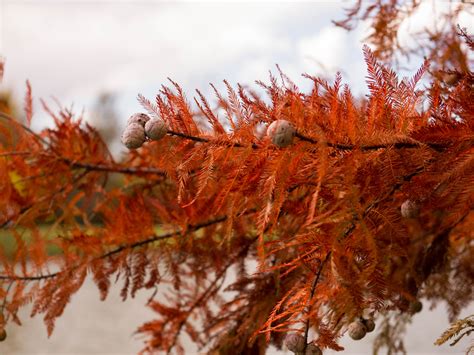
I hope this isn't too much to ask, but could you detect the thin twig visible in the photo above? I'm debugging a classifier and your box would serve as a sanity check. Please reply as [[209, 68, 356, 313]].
[[303, 252, 331, 351], [66, 159, 167, 176], [168, 130, 210, 143], [0, 281, 13, 314], [167, 130, 259, 149], [0, 111, 49, 147], [0, 151, 32, 157], [0, 169, 90, 229]]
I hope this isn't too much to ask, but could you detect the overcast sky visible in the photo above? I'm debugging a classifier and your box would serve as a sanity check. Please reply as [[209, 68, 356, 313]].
[[0, 1, 472, 139], [0, 1, 368, 130]]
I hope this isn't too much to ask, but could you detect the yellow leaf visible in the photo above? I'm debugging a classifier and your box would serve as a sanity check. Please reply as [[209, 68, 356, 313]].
[[8, 171, 27, 197]]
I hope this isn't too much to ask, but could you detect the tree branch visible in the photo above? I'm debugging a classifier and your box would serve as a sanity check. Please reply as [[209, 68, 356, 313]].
[[295, 132, 447, 152], [166, 128, 449, 152], [66, 159, 167, 176], [167, 130, 259, 149], [0, 214, 236, 281]]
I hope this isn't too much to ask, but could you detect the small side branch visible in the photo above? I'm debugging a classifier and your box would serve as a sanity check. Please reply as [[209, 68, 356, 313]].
[[167, 130, 259, 149], [166, 239, 255, 354], [303, 252, 331, 350], [167, 130, 210, 143], [67, 160, 167, 176], [0, 111, 49, 147]]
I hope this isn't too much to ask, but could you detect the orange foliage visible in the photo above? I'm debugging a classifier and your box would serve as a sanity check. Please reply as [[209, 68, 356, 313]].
[[0, 4, 473, 355]]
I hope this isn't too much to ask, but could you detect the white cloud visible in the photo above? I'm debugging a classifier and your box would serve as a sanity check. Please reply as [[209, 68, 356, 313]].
[[297, 26, 348, 76], [1, 3, 316, 101], [1, 2, 346, 91], [398, 1, 474, 50], [0, 1, 362, 132]]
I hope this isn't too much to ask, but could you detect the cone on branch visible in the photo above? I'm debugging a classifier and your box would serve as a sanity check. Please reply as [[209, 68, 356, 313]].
[[0, 329, 6, 342], [304, 342, 323, 355], [267, 119, 295, 147], [121, 122, 146, 149], [400, 199, 420, 219], [127, 113, 150, 127], [285, 333, 306, 353], [348, 320, 367, 340], [362, 318, 376, 332], [145, 118, 168, 141], [409, 300, 423, 314]]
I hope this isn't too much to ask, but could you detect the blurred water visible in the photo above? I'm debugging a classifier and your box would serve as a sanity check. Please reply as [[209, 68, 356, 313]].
[[1, 275, 472, 355]]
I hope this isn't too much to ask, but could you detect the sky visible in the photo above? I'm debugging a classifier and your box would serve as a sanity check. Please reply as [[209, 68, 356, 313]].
[[0, 0, 473, 151], [0, 2, 367, 130]]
